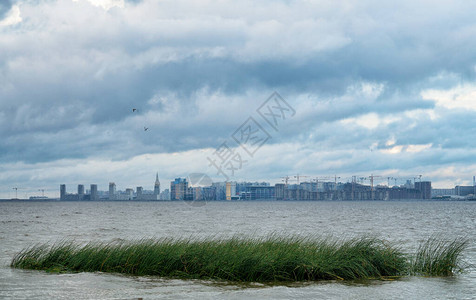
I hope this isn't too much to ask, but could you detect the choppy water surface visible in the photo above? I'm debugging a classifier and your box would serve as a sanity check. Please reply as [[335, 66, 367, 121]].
[[0, 201, 475, 299]]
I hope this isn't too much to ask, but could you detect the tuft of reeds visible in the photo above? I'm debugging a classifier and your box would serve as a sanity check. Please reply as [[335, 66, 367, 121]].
[[10, 236, 468, 282], [409, 236, 469, 276]]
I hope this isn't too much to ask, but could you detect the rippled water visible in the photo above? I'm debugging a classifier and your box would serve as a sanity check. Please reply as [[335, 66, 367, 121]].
[[1, 201, 475, 299]]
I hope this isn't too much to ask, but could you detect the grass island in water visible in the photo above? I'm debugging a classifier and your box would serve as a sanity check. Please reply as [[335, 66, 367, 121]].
[[11, 236, 468, 282]]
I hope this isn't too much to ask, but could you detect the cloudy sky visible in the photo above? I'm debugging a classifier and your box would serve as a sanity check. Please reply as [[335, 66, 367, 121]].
[[1, 0, 476, 198]]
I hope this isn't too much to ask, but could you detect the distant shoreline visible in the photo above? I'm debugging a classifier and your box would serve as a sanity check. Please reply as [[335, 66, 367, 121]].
[[1, 198, 475, 202]]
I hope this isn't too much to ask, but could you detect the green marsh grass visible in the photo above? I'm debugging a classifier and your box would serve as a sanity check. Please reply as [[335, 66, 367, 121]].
[[10, 236, 468, 282], [409, 236, 469, 276]]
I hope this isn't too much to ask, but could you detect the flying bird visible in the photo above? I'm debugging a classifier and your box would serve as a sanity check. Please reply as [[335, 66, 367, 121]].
[[144, 127, 149, 131], [132, 108, 137, 112]]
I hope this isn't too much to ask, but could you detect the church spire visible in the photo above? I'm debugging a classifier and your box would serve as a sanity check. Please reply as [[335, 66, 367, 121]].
[[154, 172, 160, 195]]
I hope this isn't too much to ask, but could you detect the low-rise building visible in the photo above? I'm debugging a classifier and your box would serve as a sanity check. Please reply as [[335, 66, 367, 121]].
[[455, 185, 474, 196]]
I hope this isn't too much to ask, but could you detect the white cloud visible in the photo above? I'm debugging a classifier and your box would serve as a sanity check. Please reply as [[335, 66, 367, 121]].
[[0, 5, 22, 27], [404, 109, 438, 121], [422, 84, 476, 111], [73, 0, 125, 10], [340, 112, 400, 130], [385, 137, 396, 146], [380, 143, 432, 154], [406, 143, 432, 153], [380, 145, 404, 154]]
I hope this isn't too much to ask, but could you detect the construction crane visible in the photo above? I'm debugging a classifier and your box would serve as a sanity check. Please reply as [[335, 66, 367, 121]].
[[313, 177, 332, 182], [413, 175, 422, 185], [281, 176, 297, 187], [294, 174, 310, 185], [281, 176, 290, 186], [368, 174, 382, 200], [386, 177, 400, 187], [351, 176, 358, 200], [387, 177, 392, 187], [334, 175, 341, 191], [12, 187, 25, 199], [12, 187, 19, 199], [369, 174, 383, 190]]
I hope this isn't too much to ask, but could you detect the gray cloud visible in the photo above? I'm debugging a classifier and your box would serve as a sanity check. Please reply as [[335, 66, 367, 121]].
[[0, 0, 13, 20], [1, 0, 476, 196]]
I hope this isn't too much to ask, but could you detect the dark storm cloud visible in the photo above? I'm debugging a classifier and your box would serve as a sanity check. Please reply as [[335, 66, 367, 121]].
[[0, 1, 13, 20], [1, 0, 476, 171], [1, 53, 435, 131]]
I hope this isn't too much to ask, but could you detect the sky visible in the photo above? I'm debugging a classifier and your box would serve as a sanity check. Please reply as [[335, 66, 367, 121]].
[[1, 0, 476, 198]]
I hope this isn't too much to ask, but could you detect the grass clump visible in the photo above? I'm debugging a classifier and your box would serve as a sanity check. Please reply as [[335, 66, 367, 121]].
[[409, 237, 469, 276], [10, 236, 468, 282]]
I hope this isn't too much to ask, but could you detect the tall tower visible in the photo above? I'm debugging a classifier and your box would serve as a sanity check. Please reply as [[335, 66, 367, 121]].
[[109, 182, 116, 200], [90, 184, 98, 201], [154, 172, 161, 195], [136, 186, 143, 199], [473, 176, 475, 196], [78, 184, 84, 200], [60, 184, 66, 201]]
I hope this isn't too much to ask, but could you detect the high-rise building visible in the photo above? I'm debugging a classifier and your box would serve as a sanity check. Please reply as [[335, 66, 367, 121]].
[[275, 183, 285, 200], [109, 182, 116, 200], [136, 186, 143, 199], [60, 184, 66, 200], [404, 180, 413, 189], [415, 181, 431, 199], [125, 188, 134, 200], [300, 182, 318, 192], [226, 182, 236, 200], [473, 176, 476, 196], [90, 184, 98, 201], [170, 178, 188, 200], [213, 182, 227, 200], [201, 186, 216, 200], [78, 184, 84, 200]]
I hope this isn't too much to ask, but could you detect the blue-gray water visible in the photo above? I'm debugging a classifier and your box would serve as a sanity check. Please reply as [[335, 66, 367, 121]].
[[0, 201, 475, 299]]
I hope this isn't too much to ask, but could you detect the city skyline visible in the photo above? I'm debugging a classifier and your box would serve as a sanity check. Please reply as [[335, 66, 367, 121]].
[[2, 1, 476, 198], [46, 173, 476, 201], [6, 172, 475, 200]]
